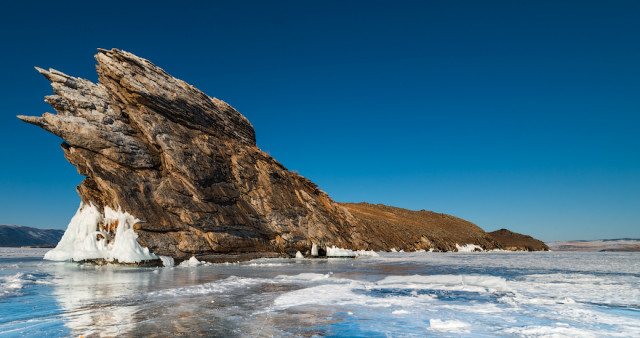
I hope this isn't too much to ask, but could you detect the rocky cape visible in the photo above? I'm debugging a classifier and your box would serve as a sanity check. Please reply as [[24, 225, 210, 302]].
[[0, 225, 64, 248], [19, 49, 545, 263]]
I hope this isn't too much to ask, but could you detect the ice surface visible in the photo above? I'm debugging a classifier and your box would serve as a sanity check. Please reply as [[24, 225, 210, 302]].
[[43, 203, 158, 263], [392, 309, 410, 314], [354, 250, 379, 257], [2, 250, 639, 337], [429, 319, 471, 332], [0, 247, 50, 258]]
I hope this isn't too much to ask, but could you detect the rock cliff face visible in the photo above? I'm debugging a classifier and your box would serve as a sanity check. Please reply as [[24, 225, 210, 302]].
[[19, 49, 541, 263]]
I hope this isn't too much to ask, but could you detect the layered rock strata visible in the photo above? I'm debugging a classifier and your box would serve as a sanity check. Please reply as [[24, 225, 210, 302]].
[[19, 49, 542, 263]]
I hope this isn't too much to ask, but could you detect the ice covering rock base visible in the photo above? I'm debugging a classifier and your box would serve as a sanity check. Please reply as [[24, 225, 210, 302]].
[[44, 204, 158, 263]]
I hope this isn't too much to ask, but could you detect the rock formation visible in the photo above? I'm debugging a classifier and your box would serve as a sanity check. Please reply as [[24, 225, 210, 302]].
[[340, 203, 498, 252], [19, 49, 544, 263], [487, 229, 549, 251]]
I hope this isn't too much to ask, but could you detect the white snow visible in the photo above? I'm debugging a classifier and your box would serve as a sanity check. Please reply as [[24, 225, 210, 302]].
[[392, 309, 410, 314], [326, 246, 356, 257], [429, 319, 471, 332], [354, 250, 379, 257], [43, 203, 158, 263], [179, 256, 202, 267], [455, 244, 484, 252], [325, 246, 380, 257], [295, 251, 304, 259], [159, 256, 174, 267]]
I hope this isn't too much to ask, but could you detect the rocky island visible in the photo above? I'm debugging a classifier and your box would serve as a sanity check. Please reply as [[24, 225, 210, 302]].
[[19, 49, 546, 264]]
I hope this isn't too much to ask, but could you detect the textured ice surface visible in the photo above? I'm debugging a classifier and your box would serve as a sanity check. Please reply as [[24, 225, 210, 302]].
[[43, 203, 157, 263], [1, 250, 639, 337]]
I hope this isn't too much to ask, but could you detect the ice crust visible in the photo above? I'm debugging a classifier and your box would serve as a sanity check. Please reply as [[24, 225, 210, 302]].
[[43, 203, 158, 263], [325, 246, 379, 257], [326, 246, 356, 257], [159, 256, 175, 267], [179, 256, 203, 267], [456, 243, 484, 252], [429, 319, 471, 332]]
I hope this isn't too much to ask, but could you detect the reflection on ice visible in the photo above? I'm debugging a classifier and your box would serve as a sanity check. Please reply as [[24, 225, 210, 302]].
[[49, 263, 154, 336]]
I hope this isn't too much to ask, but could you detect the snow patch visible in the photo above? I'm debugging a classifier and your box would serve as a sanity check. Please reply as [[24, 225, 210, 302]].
[[377, 274, 509, 293], [179, 256, 202, 267], [429, 319, 470, 332], [456, 244, 484, 252], [325, 246, 380, 257], [392, 309, 410, 314], [354, 250, 379, 257], [43, 203, 158, 263], [326, 246, 356, 257]]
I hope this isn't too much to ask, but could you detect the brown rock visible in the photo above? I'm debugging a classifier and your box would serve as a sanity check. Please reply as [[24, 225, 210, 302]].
[[18, 49, 545, 262], [487, 228, 549, 251], [340, 202, 500, 251]]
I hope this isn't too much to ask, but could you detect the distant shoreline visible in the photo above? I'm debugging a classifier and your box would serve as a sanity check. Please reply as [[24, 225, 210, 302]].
[[547, 239, 640, 252]]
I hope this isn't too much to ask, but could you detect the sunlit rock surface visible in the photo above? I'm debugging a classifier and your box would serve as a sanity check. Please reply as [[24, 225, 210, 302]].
[[487, 229, 549, 251], [19, 49, 545, 263]]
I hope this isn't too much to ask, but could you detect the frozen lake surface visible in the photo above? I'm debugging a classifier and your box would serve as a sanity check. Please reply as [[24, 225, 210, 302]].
[[1, 249, 639, 337]]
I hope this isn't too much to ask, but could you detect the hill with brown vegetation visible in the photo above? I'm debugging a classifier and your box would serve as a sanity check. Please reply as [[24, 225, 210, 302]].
[[487, 229, 549, 251], [342, 202, 501, 252]]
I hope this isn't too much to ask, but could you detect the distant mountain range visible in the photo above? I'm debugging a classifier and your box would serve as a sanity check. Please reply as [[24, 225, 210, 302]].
[[547, 239, 640, 252], [0, 225, 64, 247]]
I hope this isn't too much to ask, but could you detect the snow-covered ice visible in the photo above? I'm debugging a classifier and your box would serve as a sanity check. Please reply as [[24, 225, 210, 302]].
[[1, 249, 639, 337]]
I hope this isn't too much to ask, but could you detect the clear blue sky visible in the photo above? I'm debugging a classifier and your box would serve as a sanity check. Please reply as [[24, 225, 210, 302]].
[[1, 1, 638, 241]]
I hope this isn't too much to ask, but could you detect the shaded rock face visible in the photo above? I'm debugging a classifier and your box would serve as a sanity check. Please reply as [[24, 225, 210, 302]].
[[19, 49, 543, 262], [487, 229, 549, 251]]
